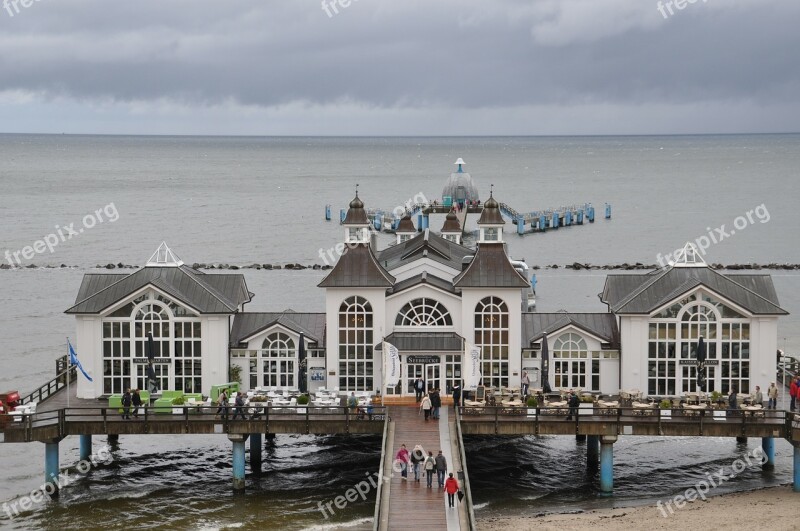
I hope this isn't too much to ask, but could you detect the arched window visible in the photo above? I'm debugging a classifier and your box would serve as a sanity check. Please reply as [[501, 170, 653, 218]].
[[338, 296, 374, 391], [552, 332, 597, 390], [261, 332, 296, 387], [395, 298, 453, 327], [474, 296, 509, 389]]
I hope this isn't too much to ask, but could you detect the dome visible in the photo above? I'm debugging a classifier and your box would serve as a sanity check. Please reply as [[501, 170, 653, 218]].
[[349, 194, 364, 210], [477, 192, 503, 225], [441, 209, 461, 233], [343, 192, 368, 225], [442, 158, 479, 204], [483, 195, 498, 209]]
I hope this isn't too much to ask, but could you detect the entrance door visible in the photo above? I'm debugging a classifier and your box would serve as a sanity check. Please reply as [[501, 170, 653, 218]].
[[407, 364, 424, 395], [426, 365, 440, 391]]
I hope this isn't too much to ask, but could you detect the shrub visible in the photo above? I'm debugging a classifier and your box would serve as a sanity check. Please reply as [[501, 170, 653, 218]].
[[580, 395, 595, 403], [172, 396, 185, 406], [296, 394, 310, 405], [659, 399, 671, 409], [526, 396, 538, 408]]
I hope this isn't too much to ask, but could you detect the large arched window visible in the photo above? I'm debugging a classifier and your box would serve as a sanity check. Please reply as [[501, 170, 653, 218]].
[[474, 296, 509, 389], [338, 296, 374, 391], [261, 332, 296, 387], [395, 298, 453, 327], [552, 332, 598, 390]]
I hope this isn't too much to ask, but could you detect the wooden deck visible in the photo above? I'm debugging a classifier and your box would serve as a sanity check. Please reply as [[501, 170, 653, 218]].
[[383, 406, 460, 531]]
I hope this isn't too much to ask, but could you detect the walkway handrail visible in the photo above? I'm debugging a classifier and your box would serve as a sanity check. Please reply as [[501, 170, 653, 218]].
[[373, 412, 392, 531], [19, 366, 76, 406], [454, 407, 477, 531]]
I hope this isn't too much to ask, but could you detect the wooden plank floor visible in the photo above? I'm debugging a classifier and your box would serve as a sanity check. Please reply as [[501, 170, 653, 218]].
[[386, 405, 450, 531]]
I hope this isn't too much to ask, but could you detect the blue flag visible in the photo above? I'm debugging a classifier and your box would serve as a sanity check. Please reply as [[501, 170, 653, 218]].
[[68, 338, 93, 382]]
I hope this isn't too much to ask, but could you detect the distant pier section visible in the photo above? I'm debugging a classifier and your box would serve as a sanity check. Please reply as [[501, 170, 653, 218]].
[[324, 158, 611, 235]]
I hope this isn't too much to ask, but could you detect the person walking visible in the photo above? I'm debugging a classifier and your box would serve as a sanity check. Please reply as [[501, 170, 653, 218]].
[[348, 392, 358, 413], [791, 378, 798, 411], [131, 388, 142, 419], [424, 451, 436, 488], [727, 387, 739, 417], [435, 450, 447, 488], [414, 377, 425, 402], [420, 394, 432, 421], [232, 392, 246, 420], [768, 382, 778, 409], [395, 444, 410, 480], [565, 390, 580, 420], [753, 386, 763, 407], [431, 389, 441, 420], [121, 389, 132, 420], [410, 445, 424, 482], [521, 370, 530, 398], [444, 473, 460, 508], [452, 383, 461, 409], [216, 389, 228, 419]]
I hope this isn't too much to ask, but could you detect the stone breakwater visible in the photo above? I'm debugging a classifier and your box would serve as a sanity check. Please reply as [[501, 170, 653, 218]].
[[3, 262, 800, 272]]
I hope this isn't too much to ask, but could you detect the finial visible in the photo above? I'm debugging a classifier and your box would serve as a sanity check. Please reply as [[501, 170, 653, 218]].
[[490, 184, 494, 197], [355, 183, 359, 197]]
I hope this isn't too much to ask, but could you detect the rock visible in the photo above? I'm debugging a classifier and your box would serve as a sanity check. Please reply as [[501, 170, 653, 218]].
[[273, 265, 282, 270], [263, 264, 273, 270], [26, 264, 37, 268], [321, 265, 332, 270], [0, 263, 11, 269], [551, 264, 559, 269], [312, 264, 321, 270], [230, 265, 239, 270], [294, 264, 306, 270]]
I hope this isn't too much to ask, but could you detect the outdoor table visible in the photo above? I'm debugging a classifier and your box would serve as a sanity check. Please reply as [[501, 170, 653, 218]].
[[632, 402, 655, 415], [683, 404, 707, 416], [742, 405, 765, 417]]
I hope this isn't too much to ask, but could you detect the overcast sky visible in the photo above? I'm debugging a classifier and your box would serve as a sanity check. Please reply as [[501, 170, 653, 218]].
[[0, 0, 798, 135]]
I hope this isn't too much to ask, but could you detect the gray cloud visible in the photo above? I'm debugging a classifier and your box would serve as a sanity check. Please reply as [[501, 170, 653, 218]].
[[0, 0, 798, 134]]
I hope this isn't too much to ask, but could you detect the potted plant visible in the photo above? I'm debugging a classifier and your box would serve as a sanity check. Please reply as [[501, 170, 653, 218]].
[[526, 396, 538, 417], [710, 391, 727, 418], [296, 394, 310, 406], [229, 365, 243, 385], [659, 399, 672, 418], [172, 396, 186, 415]]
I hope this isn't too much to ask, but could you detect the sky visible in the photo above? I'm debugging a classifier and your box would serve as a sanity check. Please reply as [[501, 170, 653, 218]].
[[0, 0, 798, 136]]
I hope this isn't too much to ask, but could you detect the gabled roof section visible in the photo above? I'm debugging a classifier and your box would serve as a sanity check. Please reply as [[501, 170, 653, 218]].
[[397, 214, 416, 233], [318, 243, 395, 288], [453, 243, 529, 288], [440, 210, 461, 233], [146, 242, 184, 267], [66, 265, 251, 315], [522, 313, 620, 348], [601, 266, 788, 315], [388, 272, 460, 296], [376, 230, 473, 271], [230, 312, 326, 347]]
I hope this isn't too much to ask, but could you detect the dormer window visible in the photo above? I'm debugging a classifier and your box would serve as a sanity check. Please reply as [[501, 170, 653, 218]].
[[483, 227, 500, 242], [399, 234, 412, 243], [346, 227, 368, 244]]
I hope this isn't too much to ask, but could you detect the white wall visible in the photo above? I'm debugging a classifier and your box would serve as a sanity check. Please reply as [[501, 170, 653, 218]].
[[385, 284, 463, 337], [390, 259, 460, 284], [76, 316, 102, 399]]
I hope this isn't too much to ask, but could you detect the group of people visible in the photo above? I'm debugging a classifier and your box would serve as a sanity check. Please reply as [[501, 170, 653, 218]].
[[395, 444, 461, 507], [417, 385, 443, 421], [214, 389, 248, 420], [120, 388, 143, 419], [788, 376, 800, 411]]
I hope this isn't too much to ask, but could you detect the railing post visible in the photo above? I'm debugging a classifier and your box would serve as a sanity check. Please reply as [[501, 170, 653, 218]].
[[102, 407, 107, 433], [305, 405, 310, 434], [346, 406, 350, 434]]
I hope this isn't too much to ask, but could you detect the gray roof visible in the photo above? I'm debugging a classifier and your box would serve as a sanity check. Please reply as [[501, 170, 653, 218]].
[[521, 313, 620, 348], [601, 267, 788, 315], [440, 210, 461, 233], [388, 271, 459, 296], [318, 243, 395, 288], [230, 312, 326, 347], [453, 243, 530, 288], [397, 215, 416, 233], [376, 229, 473, 272], [377, 332, 463, 352], [66, 266, 252, 315]]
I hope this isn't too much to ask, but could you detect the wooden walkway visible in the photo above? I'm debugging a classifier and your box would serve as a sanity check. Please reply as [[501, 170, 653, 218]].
[[385, 405, 460, 531]]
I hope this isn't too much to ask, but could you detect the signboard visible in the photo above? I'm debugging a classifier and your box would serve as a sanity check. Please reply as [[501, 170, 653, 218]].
[[133, 358, 170, 364], [406, 355, 440, 364], [310, 367, 325, 382], [679, 360, 720, 366]]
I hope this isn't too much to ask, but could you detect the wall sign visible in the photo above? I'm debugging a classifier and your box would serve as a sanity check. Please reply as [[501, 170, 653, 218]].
[[678, 360, 720, 366], [133, 358, 171, 364], [405, 355, 440, 364]]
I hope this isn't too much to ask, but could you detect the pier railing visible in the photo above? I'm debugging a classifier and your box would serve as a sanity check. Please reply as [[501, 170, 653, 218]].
[[373, 411, 393, 531], [454, 408, 477, 531], [2, 405, 388, 443], [19, 366, 76, 406]]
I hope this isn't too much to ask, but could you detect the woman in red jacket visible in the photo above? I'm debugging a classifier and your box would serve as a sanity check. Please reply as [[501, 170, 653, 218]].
[[444, 472, 459, 508]]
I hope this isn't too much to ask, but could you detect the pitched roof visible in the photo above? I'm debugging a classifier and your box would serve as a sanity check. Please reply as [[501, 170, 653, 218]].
[[440, 210, 461, 233], [477, 195, 504, 225], [376, 229, 473, 272], [453, 243, 529, 288], [397, 214, 416, 233], [388, 272, 459, 296], [521, 313, 620, 348], [377, 332, 463, 352], [230, 312, 326, 347], [66, 266, 252, 314], [601, 267, 788, 315], [318, 243, 395, 288], [343, 194, 368, 225]]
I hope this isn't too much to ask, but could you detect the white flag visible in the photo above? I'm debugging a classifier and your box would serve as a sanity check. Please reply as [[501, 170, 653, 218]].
[[463, 343, 482, 390], [383, 342, 401, 387]]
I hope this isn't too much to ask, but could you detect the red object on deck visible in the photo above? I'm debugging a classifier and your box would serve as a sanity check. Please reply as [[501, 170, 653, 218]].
[[0, 391, 20, 409]]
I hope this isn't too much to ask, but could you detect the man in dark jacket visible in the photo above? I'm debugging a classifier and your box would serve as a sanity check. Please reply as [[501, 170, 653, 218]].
[[232, 392, 246, 420], [431, 389, 442, 420], [435, 450, 447, 488], [565, 390, 580, 420], [121, 389, 132, 420], [131, 389, 142, 418], [414, 377, 425, 402], [452, 384, 461, 408]]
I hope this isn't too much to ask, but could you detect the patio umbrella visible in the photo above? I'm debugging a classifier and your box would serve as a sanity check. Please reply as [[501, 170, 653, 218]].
[[541, 333, 552, 394], [695, 337, 707, 392], [297, 332, 307, 393], [146, 332, 159, 393]]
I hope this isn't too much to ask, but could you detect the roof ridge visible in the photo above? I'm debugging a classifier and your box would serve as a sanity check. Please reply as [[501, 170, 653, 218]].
[[178, 265, 237, 312], [67, 268, 148, 311], [611, 268, 670, 311], [706, 267, 786, 312]]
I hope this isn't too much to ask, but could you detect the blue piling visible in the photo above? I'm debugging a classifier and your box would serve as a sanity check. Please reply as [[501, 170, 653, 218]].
[[45, 440, 60, 488], [600, 438, 615, 493], [605, 203, 611, 219], [588, 206, 595, 223], [417, 214, 423, 232], [340, 209, 346, 223], [539, 215, 547, 231], [325, 204, 331, 221], [577, 210, 584, 224], [392, 218, 400, 231], [762, 437, 775, 469], [232, 438, 246, 491], [250, 433, 263, 472], [373, 213, 382, 231], [795, 445, 800, 492], [551, 212, 559, 229], [422, 215, 429, 230], [565, 211, 572, 226], [517, 215, 524, 235], [79, 434, 92, 462], [530, 274, 537, 294]]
